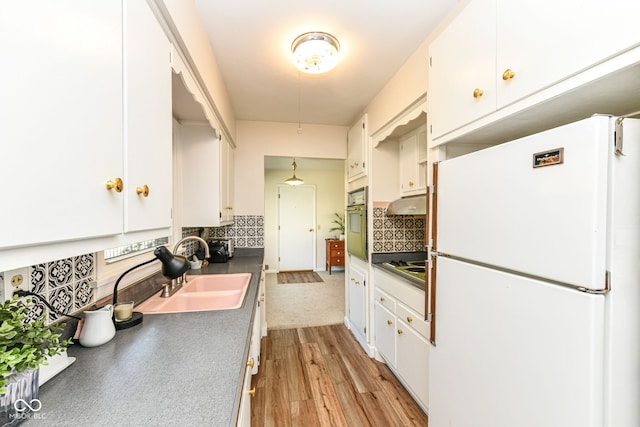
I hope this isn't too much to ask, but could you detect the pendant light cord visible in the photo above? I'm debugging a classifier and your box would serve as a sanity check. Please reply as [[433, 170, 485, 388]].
[[297, 71, 302, 134]]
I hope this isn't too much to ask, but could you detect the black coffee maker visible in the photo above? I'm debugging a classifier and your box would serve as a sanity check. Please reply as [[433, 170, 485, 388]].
[[196, 240, 228, 263]]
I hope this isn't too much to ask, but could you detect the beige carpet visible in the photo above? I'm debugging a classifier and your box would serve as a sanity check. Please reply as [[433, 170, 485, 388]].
[[266, 270, 345, 330]]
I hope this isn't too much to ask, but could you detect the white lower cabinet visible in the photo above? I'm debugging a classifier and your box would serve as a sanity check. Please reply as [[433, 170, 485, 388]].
[[396, 307, 430, 407], [374, 269, 429, 412], [348, 262, 368, 347], [237, 292, 261, 426], [374, 291, 396, 366]]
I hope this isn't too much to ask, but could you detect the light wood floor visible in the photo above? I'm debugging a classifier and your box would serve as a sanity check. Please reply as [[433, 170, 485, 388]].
[[250, 324, 428, 426]]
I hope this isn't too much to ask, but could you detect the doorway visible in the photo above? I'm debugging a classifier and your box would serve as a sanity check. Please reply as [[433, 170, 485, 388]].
[[277, 184, 316, 271]]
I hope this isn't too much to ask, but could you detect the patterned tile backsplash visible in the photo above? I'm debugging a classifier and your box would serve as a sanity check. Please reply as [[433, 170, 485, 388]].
[[183, 215, 265, 252], [27, 254, 96, 324], [210, 215, 265, 248], [8, 216, 263, 324], [371, 206, 426, 253]]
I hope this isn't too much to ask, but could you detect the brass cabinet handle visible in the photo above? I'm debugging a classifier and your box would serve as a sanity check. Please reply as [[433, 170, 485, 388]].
[[473, 88, 484, 98], [105, 178, 123, 193], [397, 329, 404, 335], [136, 185, 149, 197], [407, 316, 413, 323], [260, 293, 265, 302], [502, 69, 515, 80], [247, 387, 256, 397], [247, 358, 254, 368], [387, 319, 393, 325]]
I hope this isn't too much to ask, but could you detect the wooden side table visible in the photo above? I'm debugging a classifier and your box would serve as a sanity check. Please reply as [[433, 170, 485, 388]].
[[326, 239, 345, 274]]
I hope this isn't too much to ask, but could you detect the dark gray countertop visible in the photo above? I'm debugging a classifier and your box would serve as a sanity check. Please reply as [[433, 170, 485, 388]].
[[27, 250, 264, 427]]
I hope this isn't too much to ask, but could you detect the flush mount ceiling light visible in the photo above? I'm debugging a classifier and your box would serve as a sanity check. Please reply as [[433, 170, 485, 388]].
[[284, 158, 304, 186], [291, 32, 340, 74]]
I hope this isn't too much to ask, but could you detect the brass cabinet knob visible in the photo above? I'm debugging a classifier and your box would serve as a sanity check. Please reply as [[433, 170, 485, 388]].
[[247, 358, 254, 368], [136, 185, 149, 197], [380, 297, 385, 302], [407, 316, 413, 323], [473, 88, 484, 98], [247, 387, 256, 397], [408, 181, 415, 187], [309, 228, 313, 232], [387, 319, 393, 325], [397, 329, 404, 335], [502, 69, 516, 80], [105, 178, 123, 193]]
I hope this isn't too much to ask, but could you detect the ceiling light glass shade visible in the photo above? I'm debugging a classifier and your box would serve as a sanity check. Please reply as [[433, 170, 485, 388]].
[[291, 32, 340, 74], [284, 159, 304, 186]]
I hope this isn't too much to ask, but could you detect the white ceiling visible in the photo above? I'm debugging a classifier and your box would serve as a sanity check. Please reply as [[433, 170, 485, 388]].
[[193, 0, 458, 127]]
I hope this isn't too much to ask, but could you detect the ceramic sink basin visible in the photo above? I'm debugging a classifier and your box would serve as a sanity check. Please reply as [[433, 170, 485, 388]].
[[136, 273, 251, 314]]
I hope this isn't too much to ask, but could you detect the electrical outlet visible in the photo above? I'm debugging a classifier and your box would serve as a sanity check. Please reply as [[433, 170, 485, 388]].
[[11, 274, 24, 287], [4, 267, 30, 295]]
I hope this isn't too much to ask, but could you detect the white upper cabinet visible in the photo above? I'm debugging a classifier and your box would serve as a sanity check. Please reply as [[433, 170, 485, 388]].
[[220, 137, 234, 224], [429, 0, 496, 141], [0, 3, 124, 250], [348, 114, 368, 181], [496, 0, 640, 108], [399, 125, 428, 196], [0, 1, 175, 270], [124, 0, 173, 233], [429, 0, 640, 143], [180, 124, 234, 227]]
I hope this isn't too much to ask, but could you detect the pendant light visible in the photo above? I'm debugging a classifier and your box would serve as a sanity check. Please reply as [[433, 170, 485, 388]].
[[284, 158, 304, 186]]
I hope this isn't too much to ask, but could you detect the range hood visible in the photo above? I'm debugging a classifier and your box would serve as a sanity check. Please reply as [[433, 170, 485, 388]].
[[387, 195, 427, 215]]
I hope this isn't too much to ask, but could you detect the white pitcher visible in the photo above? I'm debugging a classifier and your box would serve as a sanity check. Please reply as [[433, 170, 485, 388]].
[[79, 305, 116, 347]]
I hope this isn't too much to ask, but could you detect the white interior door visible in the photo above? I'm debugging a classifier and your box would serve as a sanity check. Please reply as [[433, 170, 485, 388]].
[[278, 185, 316, 271]]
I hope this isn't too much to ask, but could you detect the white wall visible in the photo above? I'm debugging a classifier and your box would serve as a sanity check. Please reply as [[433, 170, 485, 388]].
[[233, 120, 348, 215], [264, 167, 345, 272]]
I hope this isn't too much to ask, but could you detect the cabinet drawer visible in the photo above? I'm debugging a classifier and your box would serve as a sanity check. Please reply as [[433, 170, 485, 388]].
[[374, 288, 396, 312], [397, 303, 429, 340], [329, 241, 344, 250]]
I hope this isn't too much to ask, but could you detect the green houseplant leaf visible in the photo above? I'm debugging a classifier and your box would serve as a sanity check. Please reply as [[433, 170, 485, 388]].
[[0, 296, 72, 394], [328, 212, 345, 234]]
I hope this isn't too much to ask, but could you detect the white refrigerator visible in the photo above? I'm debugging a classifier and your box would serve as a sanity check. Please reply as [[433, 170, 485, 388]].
[[429, 115, 640, 427]]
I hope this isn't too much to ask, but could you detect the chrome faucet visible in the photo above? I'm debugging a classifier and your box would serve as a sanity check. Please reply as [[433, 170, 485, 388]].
[[160, 236, 211, 298]]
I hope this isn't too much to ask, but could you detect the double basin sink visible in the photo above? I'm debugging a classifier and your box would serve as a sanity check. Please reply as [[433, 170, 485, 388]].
[[136, 273, 252, 314]]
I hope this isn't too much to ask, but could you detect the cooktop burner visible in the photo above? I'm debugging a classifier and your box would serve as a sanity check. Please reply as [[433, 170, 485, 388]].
[[383, 260, 427, 281]]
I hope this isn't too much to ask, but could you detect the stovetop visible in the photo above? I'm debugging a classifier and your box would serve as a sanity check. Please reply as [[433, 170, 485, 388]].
[[382, 260, 427, 281]]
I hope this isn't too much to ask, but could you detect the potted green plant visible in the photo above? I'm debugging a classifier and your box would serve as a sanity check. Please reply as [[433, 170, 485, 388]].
[[0, 296, 71, 425], [329, 212, 345, 240]]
